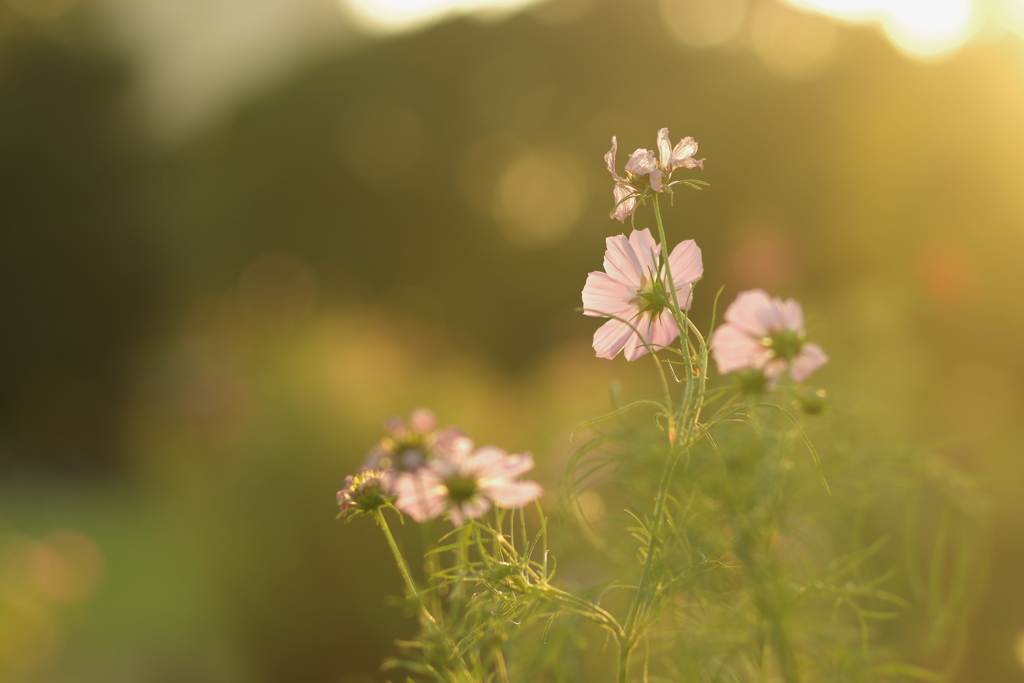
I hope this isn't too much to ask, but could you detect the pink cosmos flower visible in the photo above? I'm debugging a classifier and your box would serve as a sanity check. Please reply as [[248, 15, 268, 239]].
[[364, 408, 464, 472], [605, 128, 705, 222], [392, 438, 542, 526], [582, 228, 703, 361], [709, 289, 828, 383]]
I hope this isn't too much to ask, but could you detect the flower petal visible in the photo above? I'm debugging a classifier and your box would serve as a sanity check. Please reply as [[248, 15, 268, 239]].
[[656, 128, 673, 167], [779, 298, 805, 332], [649, 168, 666, 193], [648, 308, 681, 349], [409, 408, 437, 433], [622, 314, 655, 361], [612, 182, 637, 222], [790, 343, 828, 383], [593, 317, 635, 360], [625, 148, 656, 176], [393, 470, 447, 523], [605, 137, 626, 182], [671, 136, 698, 163], [582, 271, 636, 319], [481, 479, 543, 509], [627, 228, 660, 280], [723, 289, 776, 336], [668, 239, 703, 292], [452, 496, 492, 525], [710, 323, 768, 375], [603, 233, 644, 288]]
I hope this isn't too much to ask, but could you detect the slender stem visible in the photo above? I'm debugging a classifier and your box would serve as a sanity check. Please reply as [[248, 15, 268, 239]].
[[374, 510, 468, 674], [619, 639, 633, 683], [652, 194, 700, 446], [375, 509, 437, 626]]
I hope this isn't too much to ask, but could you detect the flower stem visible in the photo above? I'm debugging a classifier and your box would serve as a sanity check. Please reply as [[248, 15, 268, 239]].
[[374, 510, 467, 675]]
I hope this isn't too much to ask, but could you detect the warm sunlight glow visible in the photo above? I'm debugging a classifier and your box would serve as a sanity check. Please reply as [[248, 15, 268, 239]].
[[785, 0, 975, 59], [340, 0, 542, 33]]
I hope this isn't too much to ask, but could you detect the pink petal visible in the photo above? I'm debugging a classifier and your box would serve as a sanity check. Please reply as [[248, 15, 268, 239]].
[[582, 271, 636, 319], [605, 137, 622, 180], [670, 136, 698, 163], [482, 479, 543, 509], [649, 168, 666, 193], [409, 408, 437, 433], [723, 289, 776, 336], [393, 470, 447, 523], [622, 314, 654, 361], [593, 317, 636, 360], [656, 128, 673, 167], [472, 448, 535, 480], [779, 298, 805, 332], [612, 182, 637, 222], [452, 496, 492, 525], [668, 239, 704, 292], [625, 148, 656, 176], [432, 427, 468, 456], [627, 229, 660, 279], [603, 233, 644, 288], [648, 308, 681, 349], [790, 343, 828, 383], [710, 323, 768, 375]]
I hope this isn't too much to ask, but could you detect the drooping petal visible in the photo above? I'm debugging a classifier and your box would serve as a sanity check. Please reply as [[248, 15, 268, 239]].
[[790, 343, 829, 383], [710, 323, 768, 375], [612, 182, 637, 222], [593, 317, 636, 360], [648, 168, 666, 193], [605, 136, 623, 180], [628, 228, 660, 280], [582, 271, 636, 319], [603, 233, 645, 288]]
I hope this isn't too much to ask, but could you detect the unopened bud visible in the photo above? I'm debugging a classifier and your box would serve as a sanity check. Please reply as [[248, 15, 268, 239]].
[[796, 389, 827, 415]]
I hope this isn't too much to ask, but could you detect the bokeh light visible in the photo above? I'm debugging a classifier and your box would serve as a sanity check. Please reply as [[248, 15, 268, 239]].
[[340, 0, 542, 33], [785, 0, 976, 58]]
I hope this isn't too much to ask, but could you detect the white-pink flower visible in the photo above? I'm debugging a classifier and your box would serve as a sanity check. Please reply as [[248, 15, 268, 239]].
[[709, 289, 828, 383], [392, 439, 542, 526], [605, 128, 705, 222], [582, 228, 703, 361]]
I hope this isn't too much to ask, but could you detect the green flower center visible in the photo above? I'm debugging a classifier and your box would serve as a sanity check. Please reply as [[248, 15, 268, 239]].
[[637, 277, 672, 315], [767, 330, 803, 361], [445, 475, 478, 504]]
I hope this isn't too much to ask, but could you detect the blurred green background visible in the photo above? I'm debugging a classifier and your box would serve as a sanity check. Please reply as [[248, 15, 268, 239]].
[[1, 0, 1023, 680]]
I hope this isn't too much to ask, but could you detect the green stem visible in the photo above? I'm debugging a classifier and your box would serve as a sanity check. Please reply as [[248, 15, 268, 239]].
[[374, 510, 468, 675]]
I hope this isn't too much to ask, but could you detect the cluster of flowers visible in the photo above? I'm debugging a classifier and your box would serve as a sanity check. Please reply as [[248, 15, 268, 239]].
[[339, 128, 826, 523], [337, 409, 542, 525], [586, 128, 828, 385]]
